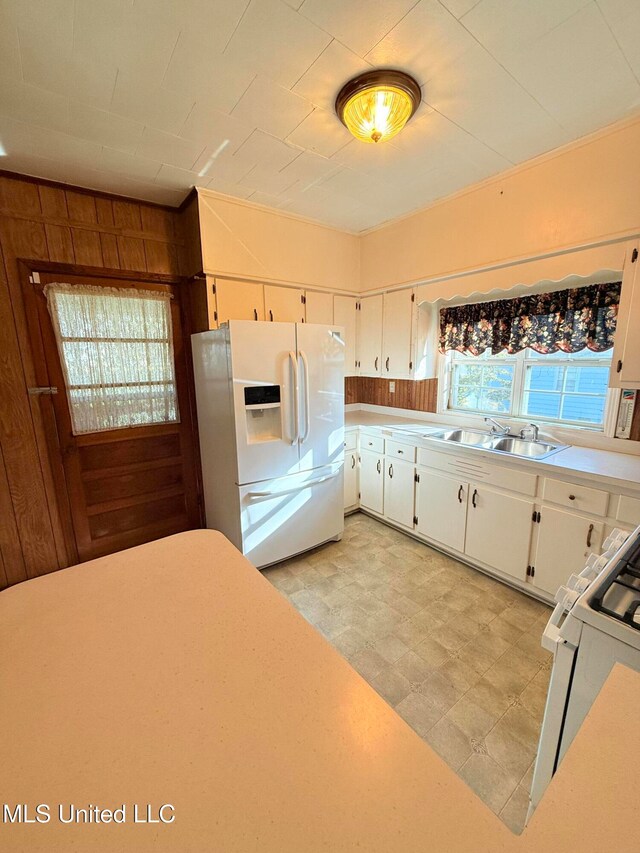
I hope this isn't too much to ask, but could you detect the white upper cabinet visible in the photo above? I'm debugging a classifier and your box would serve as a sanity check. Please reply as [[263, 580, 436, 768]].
[[333, 295, 358, 376], [610, 241, 640, 389], [264, 285, 305, 323], [305, 291, 334, 325], [382, 289, 416, 379], [215, 278, 265, 325], [358, 295, 383, 376]]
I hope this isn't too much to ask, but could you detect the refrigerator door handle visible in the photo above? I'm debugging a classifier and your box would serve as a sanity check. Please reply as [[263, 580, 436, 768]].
[[299, 349, 311, 444], [246, 470, 340, 498], [288, 351, 299, 445]]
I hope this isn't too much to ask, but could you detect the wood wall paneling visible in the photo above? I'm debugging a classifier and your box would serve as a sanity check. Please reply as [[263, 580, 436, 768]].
[[0, 172, 193, 586], [345, 377, 438, 413]]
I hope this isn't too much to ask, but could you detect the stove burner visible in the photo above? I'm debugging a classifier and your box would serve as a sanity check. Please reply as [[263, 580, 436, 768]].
[[591, 538, 640, 630]]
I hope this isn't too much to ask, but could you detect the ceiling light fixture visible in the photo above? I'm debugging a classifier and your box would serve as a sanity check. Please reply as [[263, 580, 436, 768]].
[[335, 69, 421, 144]]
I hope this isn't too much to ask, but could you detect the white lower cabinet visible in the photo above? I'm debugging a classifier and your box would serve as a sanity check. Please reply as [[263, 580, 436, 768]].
[[348, 428, 631, 604], [465, 484, 534, 582], [360, 450, 384, 514], [384, 457, 415, 528], [344, 450, 359, 510], [416, 470, 467, 552], [532, 506, 604, 596]]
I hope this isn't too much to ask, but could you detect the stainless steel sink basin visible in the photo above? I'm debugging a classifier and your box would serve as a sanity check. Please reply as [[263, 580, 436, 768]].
[[426, 429, 495, 447], [490, 437, 561, 458], [424, 428, 568, 459]]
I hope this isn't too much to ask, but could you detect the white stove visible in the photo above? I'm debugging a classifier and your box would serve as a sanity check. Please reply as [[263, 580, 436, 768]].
[[530, 525, 640, 815]]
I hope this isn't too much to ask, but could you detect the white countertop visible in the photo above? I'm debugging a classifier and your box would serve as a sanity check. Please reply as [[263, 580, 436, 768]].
[[2, 532, 639, 852], [345, 411, 640, 492]]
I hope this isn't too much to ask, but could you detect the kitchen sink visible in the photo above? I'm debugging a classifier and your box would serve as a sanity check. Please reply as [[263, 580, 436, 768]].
[[425, 429, 568, 460], [490, 436, 561, 458], [426, 429, 496, 447]]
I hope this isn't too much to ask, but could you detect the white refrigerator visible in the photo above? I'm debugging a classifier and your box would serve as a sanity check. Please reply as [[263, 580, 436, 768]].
[[192, 320, 345, 568]]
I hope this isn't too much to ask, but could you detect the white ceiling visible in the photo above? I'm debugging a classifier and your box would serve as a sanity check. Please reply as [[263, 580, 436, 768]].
[[0, 0, 639, 232]]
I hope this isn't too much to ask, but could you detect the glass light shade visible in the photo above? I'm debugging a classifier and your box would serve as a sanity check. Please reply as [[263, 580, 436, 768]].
[[336, 71, 421, 144], [342, 85, 414, 144]]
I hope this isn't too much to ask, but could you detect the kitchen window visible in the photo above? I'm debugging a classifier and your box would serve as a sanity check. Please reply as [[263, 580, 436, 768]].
[[447, 348, 613, 428]]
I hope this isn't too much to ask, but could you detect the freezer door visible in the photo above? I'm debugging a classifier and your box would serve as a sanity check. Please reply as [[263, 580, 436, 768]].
[[239, 463, 344, 567], [228, 321, 300, 484], [296, 323, 345, 473]]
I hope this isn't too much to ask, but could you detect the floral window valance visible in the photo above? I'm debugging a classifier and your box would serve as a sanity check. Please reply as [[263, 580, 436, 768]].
[[439, 281, 622, 356]]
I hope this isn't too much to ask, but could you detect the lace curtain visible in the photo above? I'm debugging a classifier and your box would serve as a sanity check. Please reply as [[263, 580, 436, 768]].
[[45, 283, 179, 435], [439, 281, 621, 356]]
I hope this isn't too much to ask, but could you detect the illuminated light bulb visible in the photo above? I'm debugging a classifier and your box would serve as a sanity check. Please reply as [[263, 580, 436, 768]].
[[336, 70, 421, 144]]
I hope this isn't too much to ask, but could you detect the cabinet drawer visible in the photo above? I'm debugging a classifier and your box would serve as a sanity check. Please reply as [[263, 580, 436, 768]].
[[542, 478, 609, 516], [616, 494, 640, 526], [417, 447, 537, 496], [386, 440, 416, 462], [361, 433, 384, 453], [344, 429, 358, 451]]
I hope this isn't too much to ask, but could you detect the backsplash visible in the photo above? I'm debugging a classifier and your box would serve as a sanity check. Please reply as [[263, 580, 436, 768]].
[[345, 377, 438, 412]]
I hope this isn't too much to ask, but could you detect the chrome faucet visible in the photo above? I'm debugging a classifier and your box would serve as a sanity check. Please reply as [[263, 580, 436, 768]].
[[484, 416, 510, 436], [519, 423, 540, 442]]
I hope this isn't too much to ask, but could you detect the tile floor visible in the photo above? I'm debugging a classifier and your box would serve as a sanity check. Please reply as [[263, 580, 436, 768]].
[[263, 512, 553, 834]]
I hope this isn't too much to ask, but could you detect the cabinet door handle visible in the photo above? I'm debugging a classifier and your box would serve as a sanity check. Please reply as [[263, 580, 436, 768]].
[[376, 459, 381, 474], [388, 464, 393, 478], [253, 308, 258, 321], [375, 356, 379, 371], [587, 523, 594, 548], [385, 357, 389, 372], [269, 309, 273, 322], [471, 488, 478, 508], [351, 454, 356, 469], [569, 494, 576, 501], [458, 485, 463, 504]]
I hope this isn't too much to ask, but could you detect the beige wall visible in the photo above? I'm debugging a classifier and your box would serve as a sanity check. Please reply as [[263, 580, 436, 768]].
[[360, 117, 640, 292], [198, 188, 360, 292]]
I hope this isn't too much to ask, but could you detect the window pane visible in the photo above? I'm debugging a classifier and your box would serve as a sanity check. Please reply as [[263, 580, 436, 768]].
[[565, 366, 609, 395], [46, 284, 179, 435], [480, 387, 511, 412], [560, 395, 606, 424], [450, 361, 514, 414], [526, 365, 563, 392], [522, 390, 562, 420]]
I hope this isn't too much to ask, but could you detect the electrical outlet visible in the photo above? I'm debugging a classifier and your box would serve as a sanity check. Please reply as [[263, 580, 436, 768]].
[[389, 381, 395, 393]]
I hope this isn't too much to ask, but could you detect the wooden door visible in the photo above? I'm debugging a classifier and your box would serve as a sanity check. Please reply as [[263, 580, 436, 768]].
[[334, 295, 358, 376], [360, 450, 383, 514], [384, 457, 415, 528], [416, 469, 467, 552], [532, 506, 603, 596], [23, 266, 201, 564], [357, 295, 383, 375], [465, 484, 534, 582], [216, 278, 265, 324], [305, 291, 334, 325], [264, 284, 305, 323], [382, 289, 415, 378]]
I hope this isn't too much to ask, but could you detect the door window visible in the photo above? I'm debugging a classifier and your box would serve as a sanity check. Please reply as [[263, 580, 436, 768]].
[[45, 283, 179, 435]]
